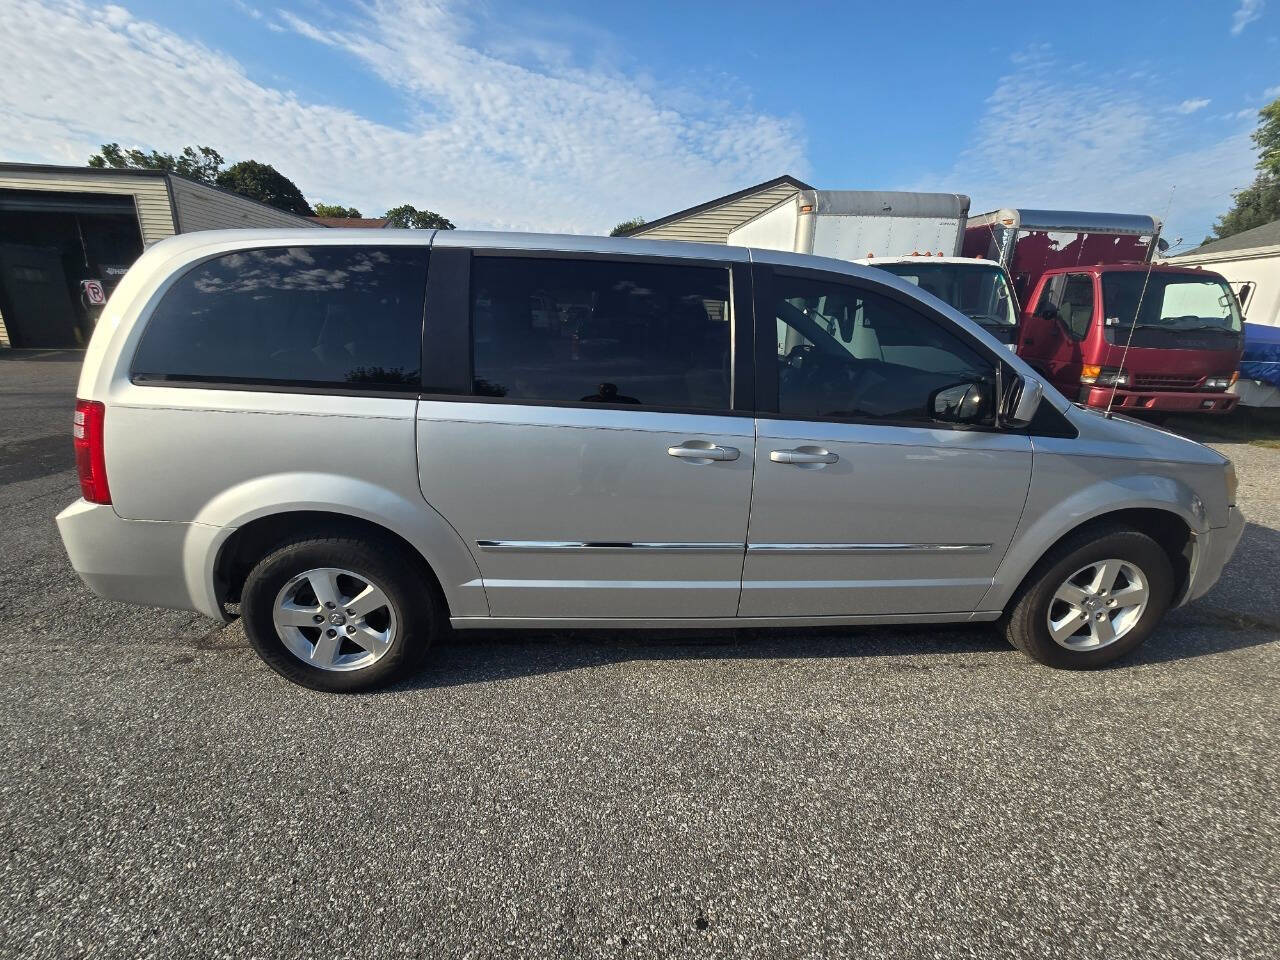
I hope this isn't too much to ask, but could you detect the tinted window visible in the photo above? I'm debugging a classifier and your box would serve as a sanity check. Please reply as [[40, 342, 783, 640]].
[[132, 246, 428, 389], [771, 276, 994, 424], [471, 257, 732, 410]]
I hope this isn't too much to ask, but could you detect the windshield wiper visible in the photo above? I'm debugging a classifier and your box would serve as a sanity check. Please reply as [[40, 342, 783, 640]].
[[1132, 320, 1235, 332], [1175, 323, 1238, 332]]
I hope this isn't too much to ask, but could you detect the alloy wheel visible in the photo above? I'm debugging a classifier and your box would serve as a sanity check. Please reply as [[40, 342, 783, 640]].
[[272, 566, 398, 671], [1046, 558, 1149, 652]]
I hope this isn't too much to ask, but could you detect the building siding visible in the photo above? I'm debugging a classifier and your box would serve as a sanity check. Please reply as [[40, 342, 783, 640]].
[[0, 171, 175, 347], [0, 168, 319, 346], [169, 177, 319, 232], [630, 183, 802, 244], [0, 170, 176, 246]]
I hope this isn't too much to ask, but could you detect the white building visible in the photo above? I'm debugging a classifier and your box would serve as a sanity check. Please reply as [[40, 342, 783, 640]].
[[621, 174, 813, 244], [1170, 218, 1280, 328]]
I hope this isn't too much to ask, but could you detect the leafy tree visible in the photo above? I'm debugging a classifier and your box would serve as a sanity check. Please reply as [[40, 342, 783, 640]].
[[215, 160, 313, 216], [87, 143, 313, 216], [88, 142, 223, 184], [383, 204, 455, 229], [312, 203, 364, 218], [609, 216, 646, 237], [1205, 97, 1280, 242]]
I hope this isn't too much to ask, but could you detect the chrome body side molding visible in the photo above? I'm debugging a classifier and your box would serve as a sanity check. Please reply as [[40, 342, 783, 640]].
[[746, 542, 991, 555], [475, 540, 990, 555], [476, 540, 743, 553]]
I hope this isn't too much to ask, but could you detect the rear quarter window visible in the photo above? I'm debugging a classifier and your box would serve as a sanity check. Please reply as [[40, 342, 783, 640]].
[[131, 246, 428, 390]]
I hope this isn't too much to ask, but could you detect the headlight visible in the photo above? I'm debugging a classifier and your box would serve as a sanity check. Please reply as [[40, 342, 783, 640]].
[[1081, 364, 1128, 386], [1203, 376, 1233, 390], [1225, 461, 1238, 506]]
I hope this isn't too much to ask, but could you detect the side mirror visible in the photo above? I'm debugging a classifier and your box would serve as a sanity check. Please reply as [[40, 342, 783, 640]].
[[931, 381, 990, 425], [1035, 302, 1059, 321], [1002, 375, 1044, 428]]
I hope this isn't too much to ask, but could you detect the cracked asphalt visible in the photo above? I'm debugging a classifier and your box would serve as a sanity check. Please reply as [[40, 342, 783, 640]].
[[1, 350, 1277, 959]]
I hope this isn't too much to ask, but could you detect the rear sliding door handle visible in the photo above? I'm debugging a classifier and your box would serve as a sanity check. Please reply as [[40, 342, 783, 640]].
[[667, 441, 740, 462], [770, 447, 839, 466]]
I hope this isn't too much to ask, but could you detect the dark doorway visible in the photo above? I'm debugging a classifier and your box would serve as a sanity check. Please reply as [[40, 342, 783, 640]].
[[0, 190, 145, 348], [0, 245, 81, 348]]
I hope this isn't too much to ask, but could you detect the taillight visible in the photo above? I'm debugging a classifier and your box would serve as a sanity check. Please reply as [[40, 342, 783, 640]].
[[73, 399, 111, 504]]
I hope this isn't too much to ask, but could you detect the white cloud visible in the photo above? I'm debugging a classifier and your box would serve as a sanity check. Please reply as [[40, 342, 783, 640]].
[[0, 0, 806, 232], [1175, 97, 1211, 114], [1232, 0, 1265, 35], [914, 50, 1256, 244], [1265, 84, 1280, 97]]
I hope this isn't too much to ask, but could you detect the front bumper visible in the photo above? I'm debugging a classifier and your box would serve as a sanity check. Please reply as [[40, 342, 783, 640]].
[[55, 499, 225, 620], [1079, 386, 1239, 413], [1182, 505, 1246, 604]]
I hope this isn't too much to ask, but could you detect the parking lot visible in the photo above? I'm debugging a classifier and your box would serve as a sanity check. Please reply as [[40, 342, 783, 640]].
[[1, 350, 1276, 959]]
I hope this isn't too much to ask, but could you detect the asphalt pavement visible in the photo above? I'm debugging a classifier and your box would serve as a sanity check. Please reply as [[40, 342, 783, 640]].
[[1, 350, 1276, 959]]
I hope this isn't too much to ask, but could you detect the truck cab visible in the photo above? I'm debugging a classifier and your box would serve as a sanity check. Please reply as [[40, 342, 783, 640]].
[[858, 255, 1020, 347], [1020, 264, 1243, 414]]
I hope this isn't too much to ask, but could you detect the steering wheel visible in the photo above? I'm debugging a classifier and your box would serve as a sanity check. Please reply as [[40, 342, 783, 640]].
[[783, 343, 816, 368]]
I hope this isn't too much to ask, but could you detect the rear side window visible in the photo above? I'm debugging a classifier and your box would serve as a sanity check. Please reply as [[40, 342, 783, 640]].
[[470, 256, 732, 410], [132, 246, 428, 390]]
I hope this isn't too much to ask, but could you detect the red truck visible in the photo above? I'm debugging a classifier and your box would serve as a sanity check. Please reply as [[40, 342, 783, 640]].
[[964, 209, 1243, 415]]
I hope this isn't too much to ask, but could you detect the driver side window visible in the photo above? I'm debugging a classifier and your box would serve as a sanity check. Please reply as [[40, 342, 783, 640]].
[[772, 275, 995, 425]]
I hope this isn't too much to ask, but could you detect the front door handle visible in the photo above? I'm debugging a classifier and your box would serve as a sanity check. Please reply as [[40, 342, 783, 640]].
[[668, 441, 740, 462], [770, 447, 839, 465]]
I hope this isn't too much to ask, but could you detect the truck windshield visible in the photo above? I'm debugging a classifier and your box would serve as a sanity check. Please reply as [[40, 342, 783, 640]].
[[874, 262, 1018, 328], [1101, 273, 1242, 334]]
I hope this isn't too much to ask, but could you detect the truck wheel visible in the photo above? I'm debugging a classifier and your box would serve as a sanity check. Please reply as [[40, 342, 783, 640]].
[[1002, 525, 1174, 669], [241, 535, 439, 692]]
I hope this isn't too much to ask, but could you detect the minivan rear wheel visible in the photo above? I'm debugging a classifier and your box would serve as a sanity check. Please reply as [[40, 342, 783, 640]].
[[1002, 525, 1174, 669], [241, 535, 438, 691]]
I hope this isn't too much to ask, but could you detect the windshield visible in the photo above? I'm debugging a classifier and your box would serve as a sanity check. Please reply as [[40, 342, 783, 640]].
[[874, 263, 1018, 327], [1101, 272, 1242, 333]]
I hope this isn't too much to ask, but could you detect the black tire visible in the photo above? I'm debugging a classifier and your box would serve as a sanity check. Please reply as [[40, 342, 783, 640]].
[[1001, 525, 1174, 669], [241, 534, 440, 692]]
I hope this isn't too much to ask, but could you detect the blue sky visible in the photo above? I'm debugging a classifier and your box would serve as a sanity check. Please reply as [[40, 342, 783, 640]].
[[2, 0, 1278, 248]]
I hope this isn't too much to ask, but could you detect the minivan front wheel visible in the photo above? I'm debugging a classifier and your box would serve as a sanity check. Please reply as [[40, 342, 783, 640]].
[[241, 536, 438, 691], [1003, 526, 1174, 669]]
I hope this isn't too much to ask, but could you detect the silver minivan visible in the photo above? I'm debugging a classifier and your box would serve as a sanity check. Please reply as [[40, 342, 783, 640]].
[[58, 230, 1244, 691]]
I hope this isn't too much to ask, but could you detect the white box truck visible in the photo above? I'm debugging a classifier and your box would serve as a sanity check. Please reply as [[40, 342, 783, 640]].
[[727, 190, 970, 259], [728, 190, 1019, 345]]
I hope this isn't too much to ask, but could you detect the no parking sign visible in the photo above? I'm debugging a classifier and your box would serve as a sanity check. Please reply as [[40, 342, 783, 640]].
[[81, 279, 105, 305]]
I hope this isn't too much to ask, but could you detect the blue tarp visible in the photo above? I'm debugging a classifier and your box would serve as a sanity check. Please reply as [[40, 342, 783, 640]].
[[1241, 322, 1280, 387]]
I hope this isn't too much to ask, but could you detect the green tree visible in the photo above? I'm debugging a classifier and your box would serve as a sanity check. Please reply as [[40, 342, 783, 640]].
[[609, 216, 646, 237], [216, 160, 313, 217], [383, 204, 455, 229], [1206, 98, 1280, 242], [87, 143, 314, 216], [312, 203, 364, 218], [88, 142, 224, 184]]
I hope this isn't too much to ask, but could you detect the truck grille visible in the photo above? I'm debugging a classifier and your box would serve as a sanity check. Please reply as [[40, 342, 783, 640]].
[[1130, 373, 1202, 390]]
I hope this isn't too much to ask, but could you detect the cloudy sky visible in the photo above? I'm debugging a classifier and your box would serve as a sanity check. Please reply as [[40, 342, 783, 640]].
[[2, 0, 1278, 248]]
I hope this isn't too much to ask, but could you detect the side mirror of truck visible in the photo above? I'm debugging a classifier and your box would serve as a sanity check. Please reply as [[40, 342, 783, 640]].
[[1035, 302, 1059, 321]]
